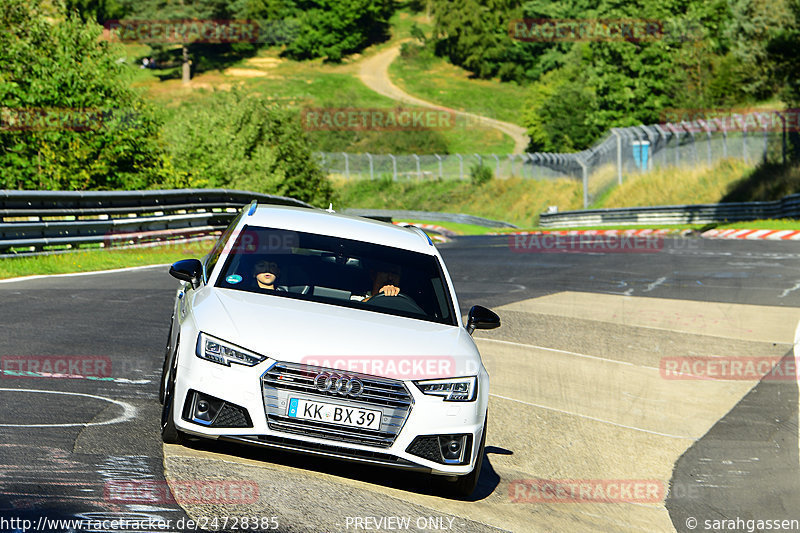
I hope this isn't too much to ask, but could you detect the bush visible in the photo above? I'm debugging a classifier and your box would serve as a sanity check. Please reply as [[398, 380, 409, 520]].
[[469, 163, 493, 185], [163, 89, 334, 206], [0, 0, 166, 190]]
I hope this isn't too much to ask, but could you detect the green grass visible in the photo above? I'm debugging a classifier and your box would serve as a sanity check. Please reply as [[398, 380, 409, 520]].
[[396, 219, 502, 235], [0, 240, 214, 280], [598, 158, 756, 208], [333, 176, 584, 227], [388, 45, 528, 127]]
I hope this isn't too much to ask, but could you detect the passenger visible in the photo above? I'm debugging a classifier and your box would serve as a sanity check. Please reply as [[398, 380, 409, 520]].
[[252, 260, 286, 292]]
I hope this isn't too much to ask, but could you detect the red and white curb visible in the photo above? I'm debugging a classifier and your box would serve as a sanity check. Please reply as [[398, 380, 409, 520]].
[[495, 229, 685, 237], [701, 229, 800, 240]]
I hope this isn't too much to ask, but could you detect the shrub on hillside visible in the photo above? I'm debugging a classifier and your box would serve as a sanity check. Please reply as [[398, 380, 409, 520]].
[[163, 90, 334, 206]]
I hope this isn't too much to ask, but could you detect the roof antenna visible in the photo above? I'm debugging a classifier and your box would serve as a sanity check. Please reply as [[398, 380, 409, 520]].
[[326, 203, 335, 213]]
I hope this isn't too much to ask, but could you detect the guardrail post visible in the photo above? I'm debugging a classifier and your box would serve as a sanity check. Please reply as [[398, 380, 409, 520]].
[[456, 154, 464, 180], [435, 154, 443, 179], [389, 154, 397, 181], [760, 113, 768, 163], [413, 154, 422, 180], [366, 153, 373, 180], [492, 153, 500, 177]]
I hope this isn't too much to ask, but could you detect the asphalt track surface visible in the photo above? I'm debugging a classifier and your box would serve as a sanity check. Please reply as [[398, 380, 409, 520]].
[[1, 235, 800, 532]]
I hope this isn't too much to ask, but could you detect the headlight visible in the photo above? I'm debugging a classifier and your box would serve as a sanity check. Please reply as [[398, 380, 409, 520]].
[[414, 376, 477, 402], [196, 333, 266, 367]]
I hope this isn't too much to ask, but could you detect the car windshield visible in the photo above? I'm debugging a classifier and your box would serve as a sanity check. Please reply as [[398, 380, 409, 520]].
[[214, 225, 456, 325]]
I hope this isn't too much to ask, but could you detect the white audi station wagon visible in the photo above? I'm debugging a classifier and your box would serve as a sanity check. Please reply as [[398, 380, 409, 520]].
[[161, 202, 500, 496]]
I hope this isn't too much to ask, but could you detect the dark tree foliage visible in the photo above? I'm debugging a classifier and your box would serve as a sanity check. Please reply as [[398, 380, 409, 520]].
[[240, 0, 394, 61], [429, 0, 794, 152]]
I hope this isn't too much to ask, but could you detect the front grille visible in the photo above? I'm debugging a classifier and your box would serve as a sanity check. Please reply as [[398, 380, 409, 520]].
[[261, 361, 413, 448]]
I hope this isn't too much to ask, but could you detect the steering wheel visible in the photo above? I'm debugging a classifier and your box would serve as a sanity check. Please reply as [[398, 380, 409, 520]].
[[366, 292, 426, 315]]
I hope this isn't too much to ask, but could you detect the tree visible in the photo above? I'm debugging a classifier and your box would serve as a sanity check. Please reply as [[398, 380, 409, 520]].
[[163, 89, 334, 206], [123, 0, 233, 84], [0, 0, 167, 190], [279, 0, 395, 62]]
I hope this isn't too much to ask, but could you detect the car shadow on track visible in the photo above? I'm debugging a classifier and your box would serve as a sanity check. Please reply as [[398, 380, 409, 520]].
[[175, 438, 508, 502]]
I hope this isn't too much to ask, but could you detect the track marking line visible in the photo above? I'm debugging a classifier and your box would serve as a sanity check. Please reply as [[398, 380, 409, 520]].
[[476, 337, 656, 369], [643, 277, 668, 293], [0, 388, 136, 427], [0, 264, 170, 284], [779, 280, 800, 299], [489, 393, 695, 440]]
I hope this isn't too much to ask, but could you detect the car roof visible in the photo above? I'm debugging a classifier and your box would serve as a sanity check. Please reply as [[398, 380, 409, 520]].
[[246, 205, 435, 254]]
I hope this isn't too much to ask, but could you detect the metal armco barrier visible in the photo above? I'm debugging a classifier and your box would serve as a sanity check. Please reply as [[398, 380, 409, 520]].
[[539, 193, 800, 228], [0, 189, 312, 255], [340, 209, 517, 228]]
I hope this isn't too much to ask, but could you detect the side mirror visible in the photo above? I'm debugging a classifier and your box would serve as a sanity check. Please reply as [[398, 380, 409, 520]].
[[169, 259, 203, 289], [466, 305, 500, 335]]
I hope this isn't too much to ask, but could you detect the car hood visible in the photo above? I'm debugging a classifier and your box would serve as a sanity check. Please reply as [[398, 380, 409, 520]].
[[191, 288, 481, 380]]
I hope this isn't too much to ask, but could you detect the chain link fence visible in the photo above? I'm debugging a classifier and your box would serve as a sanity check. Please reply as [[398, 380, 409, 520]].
[[317, 110, 791, 207]]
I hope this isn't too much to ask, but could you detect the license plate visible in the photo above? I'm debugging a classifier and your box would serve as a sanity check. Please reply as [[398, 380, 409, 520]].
[[287, 398, 382, 430]]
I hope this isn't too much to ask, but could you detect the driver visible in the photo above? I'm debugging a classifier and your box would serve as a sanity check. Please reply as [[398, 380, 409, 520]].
[[352, 264, 402, 302]]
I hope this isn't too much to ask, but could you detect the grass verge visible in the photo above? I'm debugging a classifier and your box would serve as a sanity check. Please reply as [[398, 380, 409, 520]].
[[333, 176, 584, 227], [389, 44, 528, 127], [0, 240, 214, 280]]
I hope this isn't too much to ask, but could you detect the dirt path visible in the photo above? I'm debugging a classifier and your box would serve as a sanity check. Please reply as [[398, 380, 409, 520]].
[[358, 45, 529, 154]]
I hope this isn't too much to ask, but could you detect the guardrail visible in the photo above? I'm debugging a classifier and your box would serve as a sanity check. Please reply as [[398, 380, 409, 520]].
[[539, 193, 800, 228], [0, 189, 311, 255], [340, 209, 517, 229]]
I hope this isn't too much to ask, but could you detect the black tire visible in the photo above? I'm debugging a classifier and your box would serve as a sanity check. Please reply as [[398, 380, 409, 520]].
[[452, 414, 487, 498], [160, 351, 184, 445], [159, 323, 174, 405]]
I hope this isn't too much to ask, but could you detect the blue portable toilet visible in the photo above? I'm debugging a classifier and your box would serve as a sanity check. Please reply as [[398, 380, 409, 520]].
[[632, 140, 650, 170]]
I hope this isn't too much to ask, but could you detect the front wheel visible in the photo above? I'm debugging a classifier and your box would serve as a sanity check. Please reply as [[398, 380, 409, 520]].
[[160, 352, 184, 445], [451, 414, 487, 498]]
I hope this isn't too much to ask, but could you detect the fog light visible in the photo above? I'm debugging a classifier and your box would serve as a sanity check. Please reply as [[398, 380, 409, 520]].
[[439, 435, 467, 464], [197, 400, 210, 414], [190, 393, 222, 425]]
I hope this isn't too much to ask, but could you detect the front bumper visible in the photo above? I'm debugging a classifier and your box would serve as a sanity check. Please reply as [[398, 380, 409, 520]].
[[173, 356, 488, 476]]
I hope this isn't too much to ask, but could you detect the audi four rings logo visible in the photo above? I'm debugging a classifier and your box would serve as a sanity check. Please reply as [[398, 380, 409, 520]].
[[314, 372, 364, 397]]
